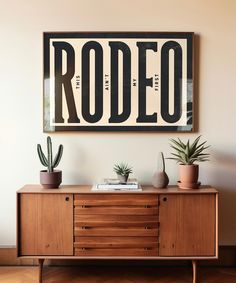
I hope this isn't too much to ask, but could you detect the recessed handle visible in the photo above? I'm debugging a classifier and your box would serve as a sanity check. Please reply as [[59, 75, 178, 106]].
[[65, 196, 70, 201], [163, 197, 167, 202]]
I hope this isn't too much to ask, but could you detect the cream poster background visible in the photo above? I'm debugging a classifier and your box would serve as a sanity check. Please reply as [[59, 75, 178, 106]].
[[44, 33, 192, 130]]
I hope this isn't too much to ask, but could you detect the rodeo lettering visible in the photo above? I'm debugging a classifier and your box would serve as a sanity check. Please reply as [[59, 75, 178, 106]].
[[53, 40, 183, 124]]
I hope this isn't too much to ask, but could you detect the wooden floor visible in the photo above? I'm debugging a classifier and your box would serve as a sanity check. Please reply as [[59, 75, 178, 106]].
[[0, 266, 236, 283]]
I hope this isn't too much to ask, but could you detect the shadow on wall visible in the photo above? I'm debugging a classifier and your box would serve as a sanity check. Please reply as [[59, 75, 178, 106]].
[[201, 150, 236, 245], [62, 141, 101, 185], [61, 142, 88, 184]]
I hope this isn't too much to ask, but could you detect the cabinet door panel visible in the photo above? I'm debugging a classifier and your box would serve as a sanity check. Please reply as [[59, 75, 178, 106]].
[[159, 194, 216, 257], [20, 193, 73, 256]]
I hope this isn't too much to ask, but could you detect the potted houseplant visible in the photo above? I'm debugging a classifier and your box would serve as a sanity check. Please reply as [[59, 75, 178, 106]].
[[37, 136, 63, 189], [113, 162, 133, 183], [168, 136, 210, 189]]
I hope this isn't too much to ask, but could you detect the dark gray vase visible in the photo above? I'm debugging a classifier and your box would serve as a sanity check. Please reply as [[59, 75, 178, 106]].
[[152, 152, 169, 188], [40, 170, 62, 189]]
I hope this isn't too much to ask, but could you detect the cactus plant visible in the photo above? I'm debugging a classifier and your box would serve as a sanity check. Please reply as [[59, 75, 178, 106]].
[[37, 136, 63, 173]]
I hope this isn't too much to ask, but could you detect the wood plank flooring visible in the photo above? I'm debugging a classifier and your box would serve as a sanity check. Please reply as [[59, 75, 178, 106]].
[[0, 266, 236, 283]]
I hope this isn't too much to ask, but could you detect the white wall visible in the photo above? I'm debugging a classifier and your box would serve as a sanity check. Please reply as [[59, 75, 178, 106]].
[[0, 0, 236, 246]]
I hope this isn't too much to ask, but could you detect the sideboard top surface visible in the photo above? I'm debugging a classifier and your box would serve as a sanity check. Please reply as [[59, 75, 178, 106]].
[[17, 185, 218, 194]]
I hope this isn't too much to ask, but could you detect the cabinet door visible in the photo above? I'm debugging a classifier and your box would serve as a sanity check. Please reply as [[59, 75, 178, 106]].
[[159, 194, 216, 257], [19, 193, 73, 256]]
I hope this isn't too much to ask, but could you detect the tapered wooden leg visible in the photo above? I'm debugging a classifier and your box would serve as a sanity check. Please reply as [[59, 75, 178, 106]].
[[192, 260, 197, 283], [38, 259, 45, 283]]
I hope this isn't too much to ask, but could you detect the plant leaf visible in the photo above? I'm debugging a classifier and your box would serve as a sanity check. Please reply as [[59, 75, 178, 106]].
[[170, 138, 185, 150]]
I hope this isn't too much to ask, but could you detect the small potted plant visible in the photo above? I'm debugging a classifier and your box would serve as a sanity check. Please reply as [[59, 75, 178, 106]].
[[37, 136, 63, 189], [113, 162, 133, 183], [168, 136, 210, 189]]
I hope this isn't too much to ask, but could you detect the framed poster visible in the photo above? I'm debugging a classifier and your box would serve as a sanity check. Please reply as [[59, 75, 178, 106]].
[[43, 32, 194, 132]]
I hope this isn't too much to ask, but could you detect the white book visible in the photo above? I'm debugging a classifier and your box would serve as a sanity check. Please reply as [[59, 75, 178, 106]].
[[91, 184, 142, 191], [103, 178, 138, 185], [92, 179, 141, 191], [99, 178, 138, 188]]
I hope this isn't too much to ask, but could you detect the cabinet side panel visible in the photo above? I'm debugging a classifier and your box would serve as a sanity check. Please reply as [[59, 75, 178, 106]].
[[159, 194, 216, 257]]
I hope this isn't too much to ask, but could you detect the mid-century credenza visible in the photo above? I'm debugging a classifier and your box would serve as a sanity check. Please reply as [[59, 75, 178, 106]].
[[17, 185, 218, 283]]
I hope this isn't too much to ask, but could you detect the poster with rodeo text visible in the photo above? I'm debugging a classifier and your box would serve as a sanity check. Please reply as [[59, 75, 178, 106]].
[[43, 32, 194, 132]]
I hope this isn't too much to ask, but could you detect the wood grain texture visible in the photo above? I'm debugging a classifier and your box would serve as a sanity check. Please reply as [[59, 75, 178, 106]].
[[215, 193, 219, 258], [5, 244, 236, 266], [74, 207, 158, 215], [192, 260, 197, 283], [0, 248, 34, 265], [0, 266, 235, 283], [74, 236, 158, 248], [17, 185, 218, 262], [74, 220, 159, 228], [74, 227, 158, 237], [74, 248, 158, 256], [19, 194, 73, 256], [74, 214, 158, 222], [74, 194, 158, 205], [38, 259, 44, 283], [74, 194, 159, 257], [159, 194, 216, 257], [18, 185, 218, 194]]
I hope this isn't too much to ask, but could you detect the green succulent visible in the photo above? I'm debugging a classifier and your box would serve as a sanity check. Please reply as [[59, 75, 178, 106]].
[[113, 163, 133, 176], [37, 136, 63, 172], [168, 136, 210, 165]]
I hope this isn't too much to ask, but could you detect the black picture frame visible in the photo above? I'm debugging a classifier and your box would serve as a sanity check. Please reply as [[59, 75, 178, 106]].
[[43, 32, 194, 132]]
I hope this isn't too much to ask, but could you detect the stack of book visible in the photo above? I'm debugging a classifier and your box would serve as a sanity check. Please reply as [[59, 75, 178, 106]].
[[92, 178, 142, 191]]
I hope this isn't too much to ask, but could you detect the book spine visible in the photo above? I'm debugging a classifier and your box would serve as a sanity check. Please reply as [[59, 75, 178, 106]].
[[97, 185, 138, 189]]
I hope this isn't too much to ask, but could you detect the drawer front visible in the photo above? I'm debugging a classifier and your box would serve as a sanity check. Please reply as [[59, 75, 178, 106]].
[[75, 248, 158, 257], [74, 194, 159, 257]]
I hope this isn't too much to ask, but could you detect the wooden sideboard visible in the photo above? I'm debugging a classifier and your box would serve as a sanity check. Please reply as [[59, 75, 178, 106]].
[[17, 185, 218, 283]]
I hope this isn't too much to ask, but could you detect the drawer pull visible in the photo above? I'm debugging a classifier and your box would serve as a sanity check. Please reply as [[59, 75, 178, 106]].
[[65, 197, 70, 201]]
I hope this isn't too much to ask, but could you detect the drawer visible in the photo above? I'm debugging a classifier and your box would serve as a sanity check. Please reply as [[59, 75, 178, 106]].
[[74, 214, 159, 236], [74, 194, 159, 237], [75, 248, 158, 257], [74, 194, 158, 206], [74, 206, 158, 215], [74, 236, 158, 248], [74, 195, 158, 215], [74, 214, 158, 224], [74, 227, 158, 237], [73, 194, 159, 257]]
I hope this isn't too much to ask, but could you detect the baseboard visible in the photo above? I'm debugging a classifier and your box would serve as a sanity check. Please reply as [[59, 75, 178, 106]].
[[0, 246, 235, 266], [0, 247, 36, 266]]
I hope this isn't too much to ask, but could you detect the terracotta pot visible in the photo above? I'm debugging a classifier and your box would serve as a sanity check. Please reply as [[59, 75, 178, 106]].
[[40, 170, 62, 189], [179, 164, 199, 184]]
